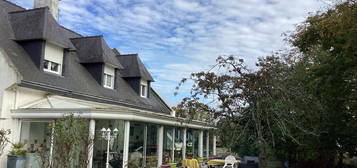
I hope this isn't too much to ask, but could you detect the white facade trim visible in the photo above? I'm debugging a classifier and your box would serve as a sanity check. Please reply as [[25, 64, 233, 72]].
[[213, 135, 217, 156], [123, 121, 130, 168], [11, 109, 214, 130], [88, 119, 95, 168], [157, 125, 164, 167], [198, 130, 203, 157], [182, 128, 187, 159], [206, 132, 209, 159]]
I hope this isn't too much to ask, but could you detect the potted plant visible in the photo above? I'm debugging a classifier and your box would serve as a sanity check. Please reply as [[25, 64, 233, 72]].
[[7, 142, 26, 168]]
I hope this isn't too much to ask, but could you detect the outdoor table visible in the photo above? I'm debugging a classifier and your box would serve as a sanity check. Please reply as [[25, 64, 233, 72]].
[[182, 158, 200, 168], [207, 159, 240, 167]]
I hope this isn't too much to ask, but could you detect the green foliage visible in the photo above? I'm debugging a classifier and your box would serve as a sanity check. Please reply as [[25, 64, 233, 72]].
[[285, 0, 357, 166], [39, 114, 92, 168], [173, 101, 214, 122], [0, 129, 10, 156], [175, 55, 313, 168], [50, 114, 91, 168], [176, 1, 357, 168], [10, 142, 26, 155]]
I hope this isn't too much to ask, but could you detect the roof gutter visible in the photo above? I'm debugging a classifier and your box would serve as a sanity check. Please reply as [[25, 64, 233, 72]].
[[11, 108, 214, 130]]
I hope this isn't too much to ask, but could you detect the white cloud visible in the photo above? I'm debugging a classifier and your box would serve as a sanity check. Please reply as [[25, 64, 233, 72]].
[[9, 0, 327, 106]]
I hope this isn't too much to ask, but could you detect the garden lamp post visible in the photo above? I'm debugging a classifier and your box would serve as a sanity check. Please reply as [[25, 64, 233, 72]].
[[101, 127, 119, 168]]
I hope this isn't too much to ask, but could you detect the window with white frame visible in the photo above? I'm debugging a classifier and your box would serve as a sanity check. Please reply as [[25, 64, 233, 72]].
[[103, 73, 114, 89], [43, 42, 64, 75], [140, 80, 148, 98], [43, 60, 61, 74], [103, 64, 115, 89]]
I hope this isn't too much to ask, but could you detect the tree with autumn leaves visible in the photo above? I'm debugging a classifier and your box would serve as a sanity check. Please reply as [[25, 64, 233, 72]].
[[175, 1, 356, 167]]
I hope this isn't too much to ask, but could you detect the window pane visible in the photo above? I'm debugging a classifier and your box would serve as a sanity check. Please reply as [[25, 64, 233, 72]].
[[146, 124, 158, 168], [129, 122, 145, 168], [107, 75, 112, 87], [163, 127, 174, 164], [44, 60, 49, 69], [141, 85, 146, 97], [174, 128, 183, 163], [93, 120, 125, 168], [104, 74, 107, 86], [104, 74, 113, 88], [203, 131, 208, 157], [209, 135, 213, 157], [50, 62, 59, 72], [186, 129, 199, 158], [20, 121, 52, 167]]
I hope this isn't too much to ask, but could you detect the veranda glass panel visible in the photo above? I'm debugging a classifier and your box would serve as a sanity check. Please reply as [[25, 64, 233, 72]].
[[162, 127, 174, 164], [128, 122, 145, 168], [146, 124, 158, 168], [20, 121, 52, 168], [192, 130, 199, 158], [93, 120, 125, 168], [174, 128, 184, 163], [209, 135, 213, 157], [203, 131, 207, 157], [186, 129, 193, 158]]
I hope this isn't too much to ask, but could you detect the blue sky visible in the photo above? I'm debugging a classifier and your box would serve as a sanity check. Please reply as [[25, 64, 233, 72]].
[[10, 0, 327, 106]]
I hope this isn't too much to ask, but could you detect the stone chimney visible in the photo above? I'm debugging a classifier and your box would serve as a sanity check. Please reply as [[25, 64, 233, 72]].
[[34, 0, 60, 20]]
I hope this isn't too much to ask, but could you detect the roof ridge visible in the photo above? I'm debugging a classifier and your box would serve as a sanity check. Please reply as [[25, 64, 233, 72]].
[[2, 0, 25, 10], [70, 35, 103, 39], [117, 53, 138, 56], [8, 6, 48, 14], [61, 26, 83, 37]]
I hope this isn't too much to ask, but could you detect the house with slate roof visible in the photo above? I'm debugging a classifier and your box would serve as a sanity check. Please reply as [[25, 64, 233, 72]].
[[0, 0, 216, 167]]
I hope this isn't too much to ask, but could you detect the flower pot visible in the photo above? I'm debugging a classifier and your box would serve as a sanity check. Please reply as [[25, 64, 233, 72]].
[[25, 153, 42, 168], [7, 155, 25, 168]]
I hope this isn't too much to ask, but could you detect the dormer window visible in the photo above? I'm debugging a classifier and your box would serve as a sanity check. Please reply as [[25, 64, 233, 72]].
[[103, 73, 114, 89], [103, 64, 115, 89], [140, 80, 148, 98], [43, 42, 64, 75], [43, 60, 60, 74]]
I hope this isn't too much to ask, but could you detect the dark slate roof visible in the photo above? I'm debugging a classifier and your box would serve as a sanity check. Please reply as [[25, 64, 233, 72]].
[[0, 0, 23, 12], [8, 7, 75, 49], [0, 0, 171, 114], [117, 54, 154, 81], [71, 36, 123, 69]]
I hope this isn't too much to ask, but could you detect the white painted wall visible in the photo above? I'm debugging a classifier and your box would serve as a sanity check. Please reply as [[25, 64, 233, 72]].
[[0, 48, 21, 167]]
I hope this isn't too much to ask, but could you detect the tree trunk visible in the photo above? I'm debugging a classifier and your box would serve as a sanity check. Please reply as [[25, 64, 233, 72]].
[[258, 141, 269, 168], [337, 151, 344, 168]]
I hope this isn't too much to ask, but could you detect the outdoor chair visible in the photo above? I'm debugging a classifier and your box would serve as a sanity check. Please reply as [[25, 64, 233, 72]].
[[223, 155, 237, 168]]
